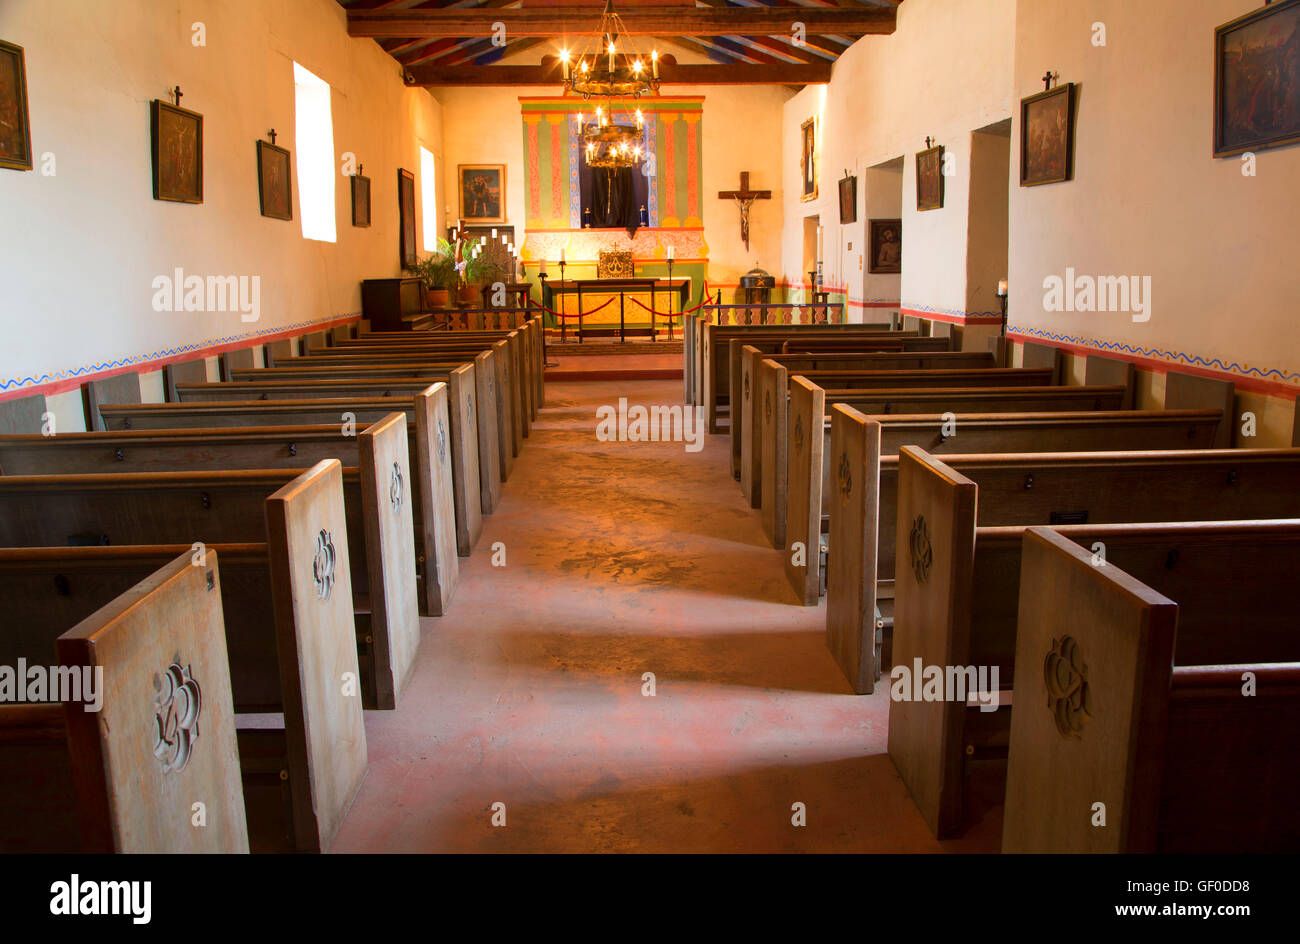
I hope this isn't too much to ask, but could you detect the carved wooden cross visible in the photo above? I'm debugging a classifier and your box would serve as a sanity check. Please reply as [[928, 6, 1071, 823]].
[[717, 171, 771, 251]]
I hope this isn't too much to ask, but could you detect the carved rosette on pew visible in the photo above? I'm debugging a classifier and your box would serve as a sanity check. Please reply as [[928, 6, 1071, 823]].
[[1043, 635, 1091, 739], [152, 662, 203, 774]]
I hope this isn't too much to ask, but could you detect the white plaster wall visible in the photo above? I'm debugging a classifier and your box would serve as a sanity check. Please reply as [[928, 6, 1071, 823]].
[[782, 0, 1018, 314], [1010, 0, 1300, 397], [0, 0, 443, 387]]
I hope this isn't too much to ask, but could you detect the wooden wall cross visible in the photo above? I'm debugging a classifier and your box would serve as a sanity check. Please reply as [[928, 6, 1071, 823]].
[[717, 171, 771, 251]]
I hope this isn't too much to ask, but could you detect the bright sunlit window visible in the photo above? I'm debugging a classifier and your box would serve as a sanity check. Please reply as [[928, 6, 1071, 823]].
[[293, 62, 336, 243], [420, 145, 438, 250]]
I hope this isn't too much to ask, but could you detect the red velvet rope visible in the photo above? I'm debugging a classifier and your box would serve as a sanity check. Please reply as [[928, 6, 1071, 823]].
[[526, 296, 617, 320]]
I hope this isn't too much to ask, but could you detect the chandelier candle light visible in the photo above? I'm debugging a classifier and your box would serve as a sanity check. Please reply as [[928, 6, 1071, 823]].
[[560, 0, 660, 171]]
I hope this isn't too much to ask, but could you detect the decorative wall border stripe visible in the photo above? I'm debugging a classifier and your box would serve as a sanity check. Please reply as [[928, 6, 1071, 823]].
[[901, 305, 1003, 326], [1008, 326, 1300, 400], [0, 312, 361, 403]]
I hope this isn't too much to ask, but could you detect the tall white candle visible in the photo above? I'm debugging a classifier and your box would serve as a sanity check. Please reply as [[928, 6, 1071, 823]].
[[816, 226, 823, 261], [560, 248, 566, 262], [666, 245, 675, 261]]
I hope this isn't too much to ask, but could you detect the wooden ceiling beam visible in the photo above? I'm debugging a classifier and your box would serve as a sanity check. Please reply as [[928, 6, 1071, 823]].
[[348, 6, 896, 39], [406, 59, 832, 86]]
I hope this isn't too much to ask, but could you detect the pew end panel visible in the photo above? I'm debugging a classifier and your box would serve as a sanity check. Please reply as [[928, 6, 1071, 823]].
[[825, 406, 882, 694], [474, 351, 503, 514], [358, 414, 422, 708], [1164, 370, 1236, 448], [785, 378, 825, 606], [57, 550, 250, 853], [759, 360, 789, 545], [887, 445, 978, 839], [1083, 354, 1136, 410], [492, 339, 518, 477], [0, 392, 48, 435], [1002, 527, 1177, 854], [443, 366, 483, 555], [737, 344, 758, 488], [264, 460, 368, 854], [412, 385, 461, 615], [1019, 341, 1064, 385], [83, 372, 141, 432]]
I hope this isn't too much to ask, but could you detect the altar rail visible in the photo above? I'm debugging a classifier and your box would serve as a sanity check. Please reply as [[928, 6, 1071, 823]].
[[439, 308, 538, 331], [701, 302, 847, 326]]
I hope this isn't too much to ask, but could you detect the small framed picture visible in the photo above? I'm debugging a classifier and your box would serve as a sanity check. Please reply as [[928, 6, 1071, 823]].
[[0, 39, 33, 171], [256, 139, 292, 221], [868, 219, 902, 274], [399, 168, 417, 268], [800, 117, 818, 202], [351, 173, 371, 227], [1214, 0, 1300, 158], [458, 163, 506, 223], [838, 175, 857, 224], [916, 144, 944, 211], [1020, 83, 1076, 186], [151, 99, 203, 203]]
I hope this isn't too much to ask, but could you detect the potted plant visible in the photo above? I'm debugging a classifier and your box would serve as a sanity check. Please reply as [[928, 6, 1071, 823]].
[[407, 240, 457, 308], [460, 252, 506, 306]]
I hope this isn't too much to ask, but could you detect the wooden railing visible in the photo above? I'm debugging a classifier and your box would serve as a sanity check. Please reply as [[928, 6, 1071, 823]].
[[700, 301, 847, 326]]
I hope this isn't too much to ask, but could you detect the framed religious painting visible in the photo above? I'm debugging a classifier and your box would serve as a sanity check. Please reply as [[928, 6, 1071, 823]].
[[800, 117, 818, 202], [351, 172, 371, 227], [256, 139, 292, 221], [398, 168, 417, 268], [1020, 83, 1076, 186], [868, 219, 902, 274], [915, 143, 944, 210], [838, 174, 858, 223], [150, 99, 203, 203], [0, 39, 33, 171], [1214, 0, 1300, 158], [458, 163, 506, 223]]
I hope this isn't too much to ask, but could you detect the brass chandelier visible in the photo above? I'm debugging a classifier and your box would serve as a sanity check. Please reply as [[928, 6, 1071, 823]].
[[561, 0, 659, 170]]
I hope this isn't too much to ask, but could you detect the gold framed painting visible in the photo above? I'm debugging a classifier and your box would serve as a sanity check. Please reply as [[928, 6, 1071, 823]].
[[0, 39, 33, 171], [151, 99, 203, 203], [458, 163, 506, 223], [915, 144, 944, 211], [800, 117, 818, 202], [1214, 0, 1300, 158], [1020, 83, 1076, 186], [256, 139, 292, 221]]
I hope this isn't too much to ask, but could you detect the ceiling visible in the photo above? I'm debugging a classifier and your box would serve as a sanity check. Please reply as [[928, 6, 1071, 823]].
[[338, 1, 901, 88]]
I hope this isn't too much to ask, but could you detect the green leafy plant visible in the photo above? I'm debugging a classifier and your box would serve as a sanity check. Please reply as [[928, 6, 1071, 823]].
[[464, 252, 506, 286], [407, 239, 458, 291]]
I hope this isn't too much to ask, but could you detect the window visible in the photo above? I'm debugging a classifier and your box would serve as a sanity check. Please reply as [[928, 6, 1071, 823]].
[[419, 146, 438, 251], [293, 62, 336, 243]]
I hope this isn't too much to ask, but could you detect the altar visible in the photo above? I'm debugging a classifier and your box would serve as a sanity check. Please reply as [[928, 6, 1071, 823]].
[[543, 278, 690, 342]]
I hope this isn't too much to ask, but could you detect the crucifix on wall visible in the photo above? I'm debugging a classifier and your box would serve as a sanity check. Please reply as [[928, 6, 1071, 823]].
[[717, 171, 771, 251]]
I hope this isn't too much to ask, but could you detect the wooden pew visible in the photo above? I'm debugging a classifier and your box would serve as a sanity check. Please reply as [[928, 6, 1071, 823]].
[[0, 391, 463, 615], [701, 324, 944, 432], [98, 390, 488, 538], [181, 367, 505, 501], [0, 441, 419, 713], [0, 550, 249, 852], [250, 349, 526, 459], [889, 445, 1300, 838], [741, 361, 1054, 504], [346, 320, 544, 418], [1003, 525, 1300, 852], [780, 380, 1131, 556], [330, 321, 541, 419], [813, 407, 1226, 682]]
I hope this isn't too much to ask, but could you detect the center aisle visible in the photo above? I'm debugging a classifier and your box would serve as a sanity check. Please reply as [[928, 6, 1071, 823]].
[[332, 379, 1000, 852]]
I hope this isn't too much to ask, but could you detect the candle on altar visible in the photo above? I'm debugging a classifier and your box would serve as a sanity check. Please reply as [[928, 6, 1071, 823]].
[[560, 248, 566, 262], [491, 228, 497, 240], [652, 50, 658, 79], [816, 226, 823, 261], [666, 245, 675, 261], [608, 42, 616, 73], [560, 49, 570, 81]]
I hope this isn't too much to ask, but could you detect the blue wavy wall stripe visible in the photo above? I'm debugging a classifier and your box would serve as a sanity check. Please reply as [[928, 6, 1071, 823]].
[[1, 312, 361, 393], [1011, 325, 1300, 385]]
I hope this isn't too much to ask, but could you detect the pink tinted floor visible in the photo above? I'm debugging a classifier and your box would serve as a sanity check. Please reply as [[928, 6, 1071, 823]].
[[332, 379, 1001, 853]]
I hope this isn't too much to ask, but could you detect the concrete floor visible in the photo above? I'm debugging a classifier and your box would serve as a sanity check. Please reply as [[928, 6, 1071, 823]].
[[332, 378, 1001, 853]]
